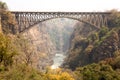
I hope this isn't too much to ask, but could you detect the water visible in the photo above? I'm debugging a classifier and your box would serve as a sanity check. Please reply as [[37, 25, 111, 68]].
[[51, 51, 65, 69]]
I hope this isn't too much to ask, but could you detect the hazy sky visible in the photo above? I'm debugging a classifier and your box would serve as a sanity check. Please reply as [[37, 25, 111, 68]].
[[1, 0, 120, 12]]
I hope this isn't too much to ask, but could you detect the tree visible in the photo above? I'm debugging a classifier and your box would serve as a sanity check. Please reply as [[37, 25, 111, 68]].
[[0, 1, 17, 34], [75, 63, 120, 80], [0, 33, 17, 67], [0, 1, 8, 10], [45, 68, 75, 80], [107, 9, 120, 28], [14, 35, 35, 66]]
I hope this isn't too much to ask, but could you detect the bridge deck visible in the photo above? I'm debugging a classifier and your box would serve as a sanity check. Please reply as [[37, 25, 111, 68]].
[[11, 11, 111, 14]]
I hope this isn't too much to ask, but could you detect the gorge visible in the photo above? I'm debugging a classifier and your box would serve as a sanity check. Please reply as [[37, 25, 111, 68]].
[[22, 18, 78, 70]]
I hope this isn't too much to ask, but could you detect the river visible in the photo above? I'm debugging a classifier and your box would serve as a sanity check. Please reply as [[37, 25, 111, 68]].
[[51, 51, 66, 69]]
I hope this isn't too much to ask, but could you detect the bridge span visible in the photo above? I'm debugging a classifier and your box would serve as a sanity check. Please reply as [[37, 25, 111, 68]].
[[11, 11, 111, 33]]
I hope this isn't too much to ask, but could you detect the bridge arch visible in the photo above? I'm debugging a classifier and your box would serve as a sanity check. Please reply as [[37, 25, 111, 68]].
[[21, 17, 100, 33]]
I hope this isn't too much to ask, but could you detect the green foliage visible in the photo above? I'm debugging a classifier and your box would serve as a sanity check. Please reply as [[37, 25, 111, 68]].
[[94, 27, 110, 46], [98, 27, 109, 40], [1, 64, 45, 80], [44, 68, 75, 80], [108, 9, 120, 28], [75, 63, 120, 80], [0, 33, 17, 67], [0, 65, 75, 80], [111, 56, 120, 69], [87, 32, 99, 44], [0, 1, 8, 10]]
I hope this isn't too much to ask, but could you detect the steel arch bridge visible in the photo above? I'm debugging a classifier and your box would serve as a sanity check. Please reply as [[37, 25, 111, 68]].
[[11, 11, 111, 33]]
